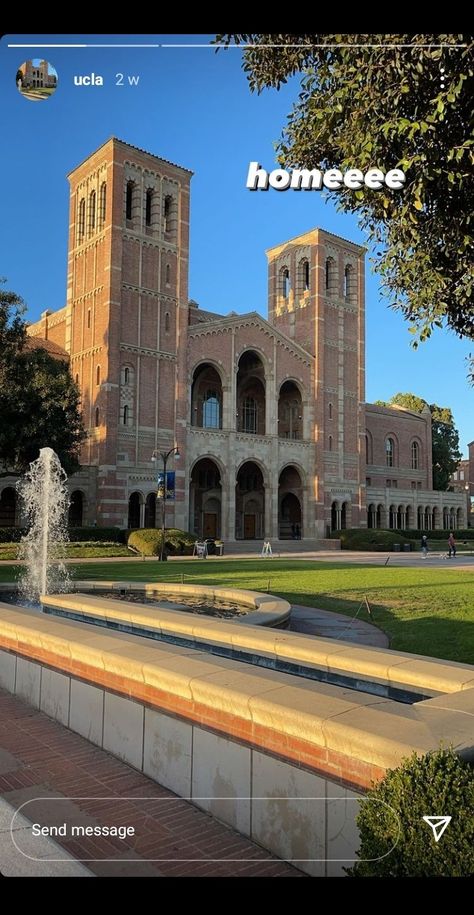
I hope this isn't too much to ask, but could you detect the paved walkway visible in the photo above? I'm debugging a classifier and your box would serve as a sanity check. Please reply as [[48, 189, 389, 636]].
[[290, 605, 389, 648], [0, 690, 302, 878]]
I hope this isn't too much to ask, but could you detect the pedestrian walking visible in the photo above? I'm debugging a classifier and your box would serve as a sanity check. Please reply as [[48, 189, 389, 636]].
[[448, 532, 457, 558], [420, 534, 428, 559]]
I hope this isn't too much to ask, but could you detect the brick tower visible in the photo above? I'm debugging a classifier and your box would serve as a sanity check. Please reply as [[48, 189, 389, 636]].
[[266, 228, 366, 533], [65, 138, 192, 526]]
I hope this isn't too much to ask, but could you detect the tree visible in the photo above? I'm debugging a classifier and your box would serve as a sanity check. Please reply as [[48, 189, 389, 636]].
[[218, 34, 474, 344], [375, 391, 462, 488], [347, 748, 474, 877], [0, 281, 86, 475]]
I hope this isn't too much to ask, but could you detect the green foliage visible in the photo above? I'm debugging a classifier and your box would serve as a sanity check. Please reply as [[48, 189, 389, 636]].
[[127, 528, 198, 556], [218, 35, 474, 345], [68, 526, 125, 543], [335, 528, 415, 551], [0, 280, 87, 474], [375, 392, 462, 489], [348, 748, 474, 877], [406, 528, 472, 540]]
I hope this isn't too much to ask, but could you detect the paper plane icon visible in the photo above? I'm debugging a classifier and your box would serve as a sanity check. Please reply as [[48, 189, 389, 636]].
[[422, 815, 452, 842]]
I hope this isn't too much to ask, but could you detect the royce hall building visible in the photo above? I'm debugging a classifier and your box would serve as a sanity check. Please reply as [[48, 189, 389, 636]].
[[12, 138, 464, 542]]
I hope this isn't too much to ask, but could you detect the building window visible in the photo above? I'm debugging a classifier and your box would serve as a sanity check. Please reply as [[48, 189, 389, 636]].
[[344, 265, 351, 298], [392, 480, 398, 488], [281, 267, 290, 298], [75, 373, 79, 386], [95, 407, 100, 427], [164, 195, 172, 233], [124, 367, 129, 385], [411, 441, 419, 470], [165, 312, 170, 333], [145, 188, 153, 227], [202, 391, 220, 429], [242, 397, 257, 434], [96, 365, 100, 386], [386, 480, 391, 487], [411, 481, 417, 489], [460, 470, 465, 481], [417, 481, 422, 489], [366, 477, 371, 486], [298, 258, 310, 293], [328, 402, 332, 420], [99, 181, 106, 226], [126, 181, 134, 220], [88, 190, 96, 234], [165, 263, 170, 285], [78, 198, 85, 241], [87, 308, 91, 329], [123, 405, 129, 426], [328, 435, 333, 451], [385, 437, 394, 467]]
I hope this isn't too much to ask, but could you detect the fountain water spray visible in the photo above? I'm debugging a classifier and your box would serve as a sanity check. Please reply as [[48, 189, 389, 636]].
[[17, 447, 71, 602]]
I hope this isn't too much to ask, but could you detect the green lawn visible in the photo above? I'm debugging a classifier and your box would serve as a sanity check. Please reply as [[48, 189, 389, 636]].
[[1, 558, 473, 664], [0, 542, 130, 561]]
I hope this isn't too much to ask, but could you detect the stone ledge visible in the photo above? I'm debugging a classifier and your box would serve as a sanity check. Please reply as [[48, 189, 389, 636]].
[[0, 603, 473, 786]]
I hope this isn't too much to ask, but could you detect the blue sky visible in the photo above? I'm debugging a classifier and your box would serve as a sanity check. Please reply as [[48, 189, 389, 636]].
[[1, 33, 472, 456]]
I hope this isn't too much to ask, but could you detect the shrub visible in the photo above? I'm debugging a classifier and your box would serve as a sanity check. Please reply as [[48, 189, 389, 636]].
[[127, 528, 198, 556], [405, 529, 473, 540], [347, 748, 474, 877], [68, 526, 125, 543], [0, 527, 25, 543], [335, 529, 416, 551]]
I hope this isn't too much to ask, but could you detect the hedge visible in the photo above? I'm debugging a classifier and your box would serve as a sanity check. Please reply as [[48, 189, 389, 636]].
[[404, 529, 473, 540], [0, 526, 125, 543], [127, 528, 198, 557], [347, 748, 474, 877], [335, 529, 416, 551]]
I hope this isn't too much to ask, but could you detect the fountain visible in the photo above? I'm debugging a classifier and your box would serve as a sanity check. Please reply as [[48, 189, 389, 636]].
[[17, 447, 71, 602]]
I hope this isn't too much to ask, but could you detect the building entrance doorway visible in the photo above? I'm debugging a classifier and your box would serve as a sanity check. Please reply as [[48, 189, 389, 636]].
[[244, 514, 256, 539], [203, 512, 217, 538]]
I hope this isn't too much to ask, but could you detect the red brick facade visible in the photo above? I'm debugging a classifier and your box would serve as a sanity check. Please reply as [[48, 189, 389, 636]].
[[23, 138, 466, 537]]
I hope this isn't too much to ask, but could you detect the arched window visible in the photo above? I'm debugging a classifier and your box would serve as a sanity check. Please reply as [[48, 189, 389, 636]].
[[96, 365, 100, 386], [165, 263, 170, 285], [123, 404, 129, 426], [365, 430, 373, 464], [88, 190, 96, 234], [75, 373, 79, 386], [328, 435, 333, 451], [344, 265, 351, 298], [145, 188, 153, 227], [124, 367, 129, 385], [299, 258, 310, 293], [202, 391, 220, 429], [126, 180, 134, 221], [411, 441, 420, 470], [165, 312, 170, 333], [87, 308, 91, 329], [325, 257, 336, 292], [281, 268, 290, 298], [328, 402, 333, 420], [95, 407, 100, 427], [99, 181, 106, 226], [243, 397, 257, 434], [78, 198, 85, 241], [164, 195, 172, 233], [386, 437, 394, 467]]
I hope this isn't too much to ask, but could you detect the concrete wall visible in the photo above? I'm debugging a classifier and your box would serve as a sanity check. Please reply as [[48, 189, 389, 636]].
[[0, 647, 361, 876]]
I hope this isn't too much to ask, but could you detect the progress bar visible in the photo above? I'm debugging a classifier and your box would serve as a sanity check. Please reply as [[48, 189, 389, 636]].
[[7, 43, 469, 49]]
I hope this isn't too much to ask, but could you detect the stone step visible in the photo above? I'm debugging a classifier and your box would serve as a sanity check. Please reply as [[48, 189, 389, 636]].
[[216, 538, 341, 554]]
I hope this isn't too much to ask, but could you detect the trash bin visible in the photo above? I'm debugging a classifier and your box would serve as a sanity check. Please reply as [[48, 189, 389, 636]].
[[393, 543, 401, 552], [403, 543, 411, 552]]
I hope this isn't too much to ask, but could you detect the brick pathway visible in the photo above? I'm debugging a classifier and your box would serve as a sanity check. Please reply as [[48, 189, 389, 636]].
[[0, 689, 303, 877]]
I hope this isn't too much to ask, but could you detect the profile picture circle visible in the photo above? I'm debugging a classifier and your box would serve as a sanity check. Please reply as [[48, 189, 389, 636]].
[[16, 59, 58, 101]]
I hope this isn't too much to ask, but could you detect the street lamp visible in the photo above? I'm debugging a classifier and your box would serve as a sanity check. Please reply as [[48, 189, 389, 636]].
[[151, 447, 180, 561]]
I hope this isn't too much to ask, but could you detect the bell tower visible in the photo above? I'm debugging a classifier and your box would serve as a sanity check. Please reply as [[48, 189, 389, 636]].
[[66, 138, 192, 525]]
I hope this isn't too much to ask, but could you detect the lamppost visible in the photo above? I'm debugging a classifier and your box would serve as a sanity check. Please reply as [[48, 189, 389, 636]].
[[151, 447, 180, 561]]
